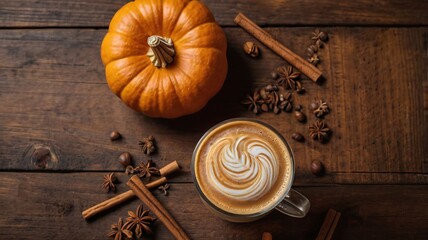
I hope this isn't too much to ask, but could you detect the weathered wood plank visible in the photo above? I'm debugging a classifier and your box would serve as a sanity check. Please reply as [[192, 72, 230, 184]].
[[0, 173, 426, 240], [0, 0, 427, 27], [0, 27, 427, 184]]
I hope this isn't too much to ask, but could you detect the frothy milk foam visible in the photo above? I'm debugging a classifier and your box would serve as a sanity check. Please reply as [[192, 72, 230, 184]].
[[194, 120, 293, 215]]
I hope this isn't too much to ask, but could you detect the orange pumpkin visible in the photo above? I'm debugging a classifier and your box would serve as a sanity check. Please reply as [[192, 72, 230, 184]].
[[101, 0, 228, 118]]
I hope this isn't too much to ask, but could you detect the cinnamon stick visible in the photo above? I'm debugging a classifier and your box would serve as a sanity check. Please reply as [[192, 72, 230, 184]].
[[326, 212, 341, 240], [82, 177, 167, 219], [127, 175, 190, 240], [159, 160, 181, 176], [82, 160, 181, 220], [234, 12, 322, 82], [316, 208, 341, 240]]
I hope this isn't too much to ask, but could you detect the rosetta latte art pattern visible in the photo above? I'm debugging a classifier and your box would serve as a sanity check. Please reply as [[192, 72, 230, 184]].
[[207, 135, 279, 201]]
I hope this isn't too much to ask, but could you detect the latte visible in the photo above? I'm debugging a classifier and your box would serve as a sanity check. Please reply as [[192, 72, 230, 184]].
[[193, 120, 293, 215]]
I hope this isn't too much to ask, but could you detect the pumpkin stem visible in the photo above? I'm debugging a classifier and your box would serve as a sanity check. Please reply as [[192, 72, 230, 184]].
[[147, 35, 175, 68]]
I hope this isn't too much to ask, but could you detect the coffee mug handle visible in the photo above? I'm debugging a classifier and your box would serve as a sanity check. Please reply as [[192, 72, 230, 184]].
[[275, 188, 310, 218]]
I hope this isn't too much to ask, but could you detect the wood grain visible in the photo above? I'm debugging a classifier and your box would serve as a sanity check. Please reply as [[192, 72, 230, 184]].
[[0, 27, 427, 184], [1, 0, 427, 239], [0, 28, 428, 183], [0, 173, 426, 240], [0, 0, 427, 27]]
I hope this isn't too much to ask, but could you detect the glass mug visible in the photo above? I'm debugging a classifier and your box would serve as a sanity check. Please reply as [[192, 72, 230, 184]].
[[191, 118, 310, 222]]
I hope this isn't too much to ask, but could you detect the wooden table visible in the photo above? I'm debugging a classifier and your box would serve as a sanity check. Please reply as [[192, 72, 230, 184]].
[[0, 1, 427, 239]]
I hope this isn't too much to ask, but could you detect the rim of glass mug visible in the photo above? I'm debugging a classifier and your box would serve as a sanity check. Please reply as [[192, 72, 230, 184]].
[[191, 118, 296, 220]]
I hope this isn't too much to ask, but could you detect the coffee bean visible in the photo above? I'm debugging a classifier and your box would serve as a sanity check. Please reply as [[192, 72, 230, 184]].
[[319, 31, 328, 42], [118, 152, 132, 166], [316, 39, 324, 48], [309, 44, 318, 53], [310, 160, 324, 175], [285, 103, 293, 112], [310, 101, 320, 110], [292, 132, 304, 142], [294, 111, 307, 122], [271, 71, 279, 80], [110, 131, 121, 141], [307, 46, 315, 56]]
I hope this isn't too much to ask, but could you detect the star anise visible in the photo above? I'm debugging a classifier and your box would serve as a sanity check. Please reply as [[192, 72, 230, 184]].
[[138, 136, 156, 155], [242, 82, 296, 114], [313, 99, 329, 118], [264, 83, 294, 114], [308, 54, 320, 65], [276, 65, 301, 91], [108, 217, 133, 240], [158, 183, 170, 196], [260, 86, 278, 111], [312, 29, 328, 47], [241, 89, 264, 114], [102, 173, 117, 192], [309, 120, 331, 143], [123, 205, 157, 238], [133, 160, 160, 178]]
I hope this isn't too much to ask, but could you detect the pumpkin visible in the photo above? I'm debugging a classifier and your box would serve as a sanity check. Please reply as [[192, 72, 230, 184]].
[[101, 0, 228, 118]]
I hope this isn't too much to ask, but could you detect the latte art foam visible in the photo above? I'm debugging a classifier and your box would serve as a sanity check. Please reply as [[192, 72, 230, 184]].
[[207, 135, 279, 201], [193, 120, 292, 215]]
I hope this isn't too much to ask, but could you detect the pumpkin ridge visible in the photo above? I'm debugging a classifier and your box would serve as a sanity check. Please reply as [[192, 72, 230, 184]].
[[159, 0, 163, 36], [179, 47, 225, 52], [168, 0, 191, 38], [162, 0, 190, 37], [174, 23, 226, 52], [110, 26, 147, 45], [104, 52, 149, 66], [154, 71, 162, 114], [170, 1, 214, 41], [174, 47, 227, 107], [115, 79, 129, 98], [174, 21, 219, 46], [107, 31, 150, 55], [108, 1, 151, 42], [105, 56, 151, 95], [148, 0, 165, 36], [101, 31, 149, 64], [134, 0, 163, 36], [165, 71, 184, 109], [173, 65, 206, 112], [174, 64, 197, 90], [109, 29, 138, 42], [168, 67, 207, 117], [122, 66, 156, 109]]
